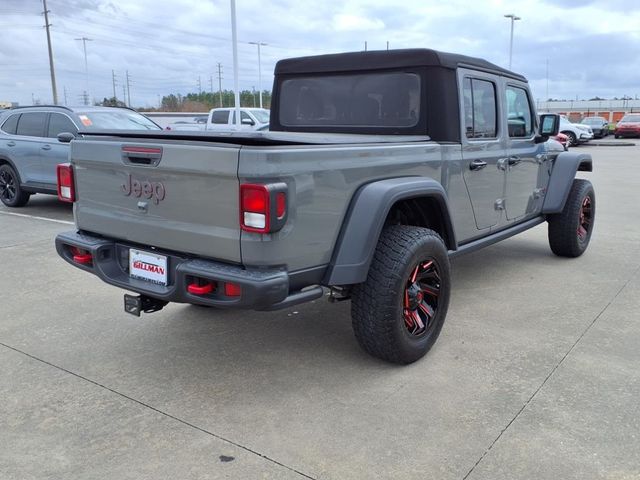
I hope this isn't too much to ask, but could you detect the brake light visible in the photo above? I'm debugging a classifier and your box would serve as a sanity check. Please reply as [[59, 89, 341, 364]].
[[240, 183, 288, 233], [57, 163, 75, 202]]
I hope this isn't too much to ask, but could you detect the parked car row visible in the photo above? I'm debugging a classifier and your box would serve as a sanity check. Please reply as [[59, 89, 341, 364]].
[[166, 108, 270, 132], [613, 114, 640, 138], [0, 105, 161, 207]]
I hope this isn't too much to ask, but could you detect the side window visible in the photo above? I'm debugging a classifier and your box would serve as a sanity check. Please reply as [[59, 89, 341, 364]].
[[506, 86, 533, 137], [211, 110, 229, 124], [47, 113, 78, 138], [16, 112, 47, 137], [463, 78, 497, 139], [231, 111, 253, 123], [1, 114, 20, 134]]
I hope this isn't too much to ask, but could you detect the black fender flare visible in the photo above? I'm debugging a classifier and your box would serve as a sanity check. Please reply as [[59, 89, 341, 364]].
[[324, 177, 457, 286], [542, 151, 592, 214]]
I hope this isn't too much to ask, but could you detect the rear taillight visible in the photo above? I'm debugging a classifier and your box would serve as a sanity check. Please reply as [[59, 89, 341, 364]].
[[57, 163, 75, 202], [240, 183, 287, 233]]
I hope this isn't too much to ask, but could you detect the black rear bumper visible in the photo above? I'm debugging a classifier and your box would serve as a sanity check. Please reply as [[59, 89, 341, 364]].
[[55, 230, 321, 310]]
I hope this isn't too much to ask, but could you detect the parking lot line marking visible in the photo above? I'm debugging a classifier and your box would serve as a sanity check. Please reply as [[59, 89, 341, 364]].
[[0, 341, 317, 480], [461, 262, 640, 480], [0, 210, 74, 226]]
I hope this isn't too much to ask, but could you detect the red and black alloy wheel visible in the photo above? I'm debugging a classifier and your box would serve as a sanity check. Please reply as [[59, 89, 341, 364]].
[[577, 196, 592, 243], [403, 259, 440, 337]]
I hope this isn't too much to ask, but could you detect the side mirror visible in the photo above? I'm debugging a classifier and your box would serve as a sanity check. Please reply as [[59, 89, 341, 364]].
[[539, 114, 560, 137], [57, 132, 76, 143], [241, 118, 255, 126]]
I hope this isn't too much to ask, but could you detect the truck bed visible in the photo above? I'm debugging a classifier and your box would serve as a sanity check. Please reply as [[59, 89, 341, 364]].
[[79, 129, 431, 146]]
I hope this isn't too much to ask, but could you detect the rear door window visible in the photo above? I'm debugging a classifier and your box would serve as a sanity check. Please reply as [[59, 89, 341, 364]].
[[211, 110, 230, 124], [463, 78, 497, 138], [1, 114, 20, 134], [16, 112, 47, 137], [47, 113, 78, 138]]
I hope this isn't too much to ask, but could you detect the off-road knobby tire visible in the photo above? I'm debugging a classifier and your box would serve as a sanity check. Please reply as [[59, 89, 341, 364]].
[[0, 164, 30, 207], [351, 225, 451, 364], [548, 179, 595, 257]]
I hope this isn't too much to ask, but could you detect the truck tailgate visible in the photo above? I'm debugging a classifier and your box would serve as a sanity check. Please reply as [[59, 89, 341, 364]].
[[71, 138, 241, 263]]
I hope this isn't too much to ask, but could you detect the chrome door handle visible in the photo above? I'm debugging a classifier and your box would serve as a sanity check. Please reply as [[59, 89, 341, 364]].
[[6, 141, 15, 147], [469, 159, 487, 171], [508, 156, 521, 166], [42, 144, 52, 150]]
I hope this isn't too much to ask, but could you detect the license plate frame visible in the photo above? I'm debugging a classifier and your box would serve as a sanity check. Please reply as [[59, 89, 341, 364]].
[[129, 248, 168, 286]]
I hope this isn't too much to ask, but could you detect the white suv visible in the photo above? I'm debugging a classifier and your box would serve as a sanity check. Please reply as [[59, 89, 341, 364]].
[[559, 115, 593, 146]]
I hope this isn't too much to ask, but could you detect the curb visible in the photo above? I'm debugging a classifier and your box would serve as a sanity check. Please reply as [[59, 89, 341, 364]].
[[586, 141, 636, 147]]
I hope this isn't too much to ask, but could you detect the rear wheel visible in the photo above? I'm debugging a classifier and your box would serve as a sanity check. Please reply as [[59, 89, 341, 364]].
[[548, 179, 595, 257], [0, 164, 30, 207], [351, 226, 450, 364]]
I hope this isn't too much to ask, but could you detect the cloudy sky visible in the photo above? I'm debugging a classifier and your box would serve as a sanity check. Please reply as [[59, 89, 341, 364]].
[[1, 0, 640, 108]]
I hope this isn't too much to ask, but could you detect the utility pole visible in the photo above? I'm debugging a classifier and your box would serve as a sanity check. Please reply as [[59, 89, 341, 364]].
[[197, 75, 202, 95], [75, 36, 92, 103], [126, 70, 131, 107], [504, 14, 521, 70], [545, 58, 549, 102], [112, 70, 118, 102], [217, 62, 223, 107], [209, 75, 214, 95], [364, 41, 367, 51], [63, 86, 68, 105], [248, 41, 267, 108], [122, 85, 126, 105], [386, 41, 389, 50], [42, 0, 58, 104]]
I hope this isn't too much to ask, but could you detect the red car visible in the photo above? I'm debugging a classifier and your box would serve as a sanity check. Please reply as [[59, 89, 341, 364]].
[[614, 114, 640, 138]]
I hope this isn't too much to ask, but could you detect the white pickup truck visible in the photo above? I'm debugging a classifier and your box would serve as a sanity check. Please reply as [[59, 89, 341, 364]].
[[166, 108, 270, 132]]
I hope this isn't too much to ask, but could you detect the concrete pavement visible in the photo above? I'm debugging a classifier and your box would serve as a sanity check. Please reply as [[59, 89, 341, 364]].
[[1, 143, 639, 479]]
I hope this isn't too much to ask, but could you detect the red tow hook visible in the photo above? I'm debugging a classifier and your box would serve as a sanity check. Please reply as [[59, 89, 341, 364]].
[[187, 281, 215, 295], [70, 247, 92, 265]]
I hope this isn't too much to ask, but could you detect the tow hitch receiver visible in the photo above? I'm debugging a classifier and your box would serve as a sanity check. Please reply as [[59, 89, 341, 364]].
[[124, 294, 168, 316]]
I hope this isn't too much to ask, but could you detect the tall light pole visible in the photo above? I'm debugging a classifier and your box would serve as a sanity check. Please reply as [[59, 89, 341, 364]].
[[248, 41, 267, 108], [75, 36, 92, 104], [504, 13, 521, 70]]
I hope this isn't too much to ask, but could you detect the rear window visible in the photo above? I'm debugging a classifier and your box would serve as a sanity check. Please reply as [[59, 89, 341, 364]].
[[211, 110, 229, 124], [1, 114, 19, 134], [75, 110, 161, 130], [621, 115, 640, 122], [47, 113, 78, 138], [278, 71, 421, 130], [16, 112, 47, 137]]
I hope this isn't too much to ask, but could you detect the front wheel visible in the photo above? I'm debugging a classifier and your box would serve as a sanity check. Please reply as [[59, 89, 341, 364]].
[[0, 164, 30, 207], [563, 131, 577, 147], [351, 226, 451, 364], [548, 179, 595, 257]]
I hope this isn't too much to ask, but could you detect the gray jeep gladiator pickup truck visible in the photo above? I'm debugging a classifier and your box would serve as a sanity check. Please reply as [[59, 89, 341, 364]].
[[55, 49, 595, 364]]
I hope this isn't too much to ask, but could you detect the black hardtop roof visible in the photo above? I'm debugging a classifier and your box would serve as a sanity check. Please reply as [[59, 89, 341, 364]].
[[275, 48, 527, 82]]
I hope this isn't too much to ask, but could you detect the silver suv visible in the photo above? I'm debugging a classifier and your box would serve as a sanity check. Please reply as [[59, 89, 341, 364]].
[[0, 106, 161, 207]]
